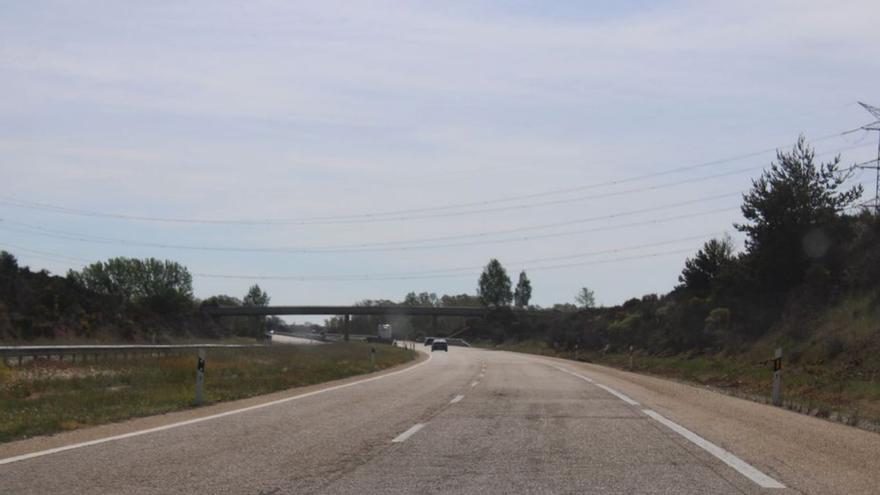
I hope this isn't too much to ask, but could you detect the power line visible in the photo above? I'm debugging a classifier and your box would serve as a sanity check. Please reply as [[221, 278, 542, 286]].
[[0, 242, 92, 263], [856, 102, 880, 213], [190, 232, 722, 281], [207, 248, 702, 281], [0, 130, 867, 226], [1, 241, 703, 282], [0, 192, 743, 253], [3, 171, 871, 255]]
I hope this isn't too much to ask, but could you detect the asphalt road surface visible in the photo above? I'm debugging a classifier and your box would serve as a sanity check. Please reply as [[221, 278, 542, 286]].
[[271, 334, 323, 345], [2, 346, 878, 494]]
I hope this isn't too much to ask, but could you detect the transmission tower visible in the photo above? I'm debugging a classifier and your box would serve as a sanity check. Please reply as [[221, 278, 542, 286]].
[[856, 101, 880, 213]]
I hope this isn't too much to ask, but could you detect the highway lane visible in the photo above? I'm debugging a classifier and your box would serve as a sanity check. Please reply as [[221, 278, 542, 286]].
[[1, 346, 877, 494], [271, 334, 323, 345]]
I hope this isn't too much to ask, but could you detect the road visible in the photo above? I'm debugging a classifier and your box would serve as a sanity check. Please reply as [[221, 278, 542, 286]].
[[1, 346, 878, 494], [271, 334, 323, 345]]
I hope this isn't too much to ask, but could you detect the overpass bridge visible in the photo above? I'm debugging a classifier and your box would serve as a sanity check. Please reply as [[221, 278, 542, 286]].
[[202, 305, 552, 340]]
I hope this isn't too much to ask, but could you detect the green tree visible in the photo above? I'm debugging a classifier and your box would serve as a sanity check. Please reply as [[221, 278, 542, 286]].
[[477, 259, 512, 307], [69, 257, 193, 312], [243, 284, 270, 307], [575, 287, 595, 308], [439, 293, 482, 307], [242, 284, 270, 338], [736, 136, 862, 291], [403, 291, 439, 306], [678, 235, 735, 293], [0, 251, 18, 300], [201, 294, 242, 307], [513, 271, 532, 308]]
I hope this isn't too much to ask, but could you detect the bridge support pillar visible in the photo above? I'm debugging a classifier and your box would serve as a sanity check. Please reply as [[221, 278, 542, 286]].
[[344, 314, 350, 342]]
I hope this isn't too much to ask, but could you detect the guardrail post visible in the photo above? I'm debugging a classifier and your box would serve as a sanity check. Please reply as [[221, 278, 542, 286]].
[[772, 347, 783, 407], [195, 349, 206, 406]]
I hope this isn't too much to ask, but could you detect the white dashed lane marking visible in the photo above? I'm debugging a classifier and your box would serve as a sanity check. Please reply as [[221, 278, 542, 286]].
[[391, 423, 426, 443]]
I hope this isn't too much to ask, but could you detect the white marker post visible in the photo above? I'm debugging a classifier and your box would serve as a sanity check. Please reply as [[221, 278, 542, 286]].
[[772, 347, 782, 407], [195, 349, 206, 406]]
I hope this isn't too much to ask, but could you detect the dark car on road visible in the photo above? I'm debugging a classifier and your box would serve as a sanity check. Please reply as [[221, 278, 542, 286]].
[[431, 339, 448, 352]]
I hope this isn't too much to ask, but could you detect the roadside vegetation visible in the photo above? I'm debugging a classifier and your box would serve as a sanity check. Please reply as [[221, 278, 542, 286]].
[[0, 342, 415, 443], [2, 136, 878, 431]]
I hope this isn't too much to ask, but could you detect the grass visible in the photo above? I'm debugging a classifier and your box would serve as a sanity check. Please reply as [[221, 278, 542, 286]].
[[0, 342, 415, 444]]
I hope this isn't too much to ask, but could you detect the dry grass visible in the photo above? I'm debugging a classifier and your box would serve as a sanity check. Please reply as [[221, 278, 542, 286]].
[[0, 342, 414, 443]]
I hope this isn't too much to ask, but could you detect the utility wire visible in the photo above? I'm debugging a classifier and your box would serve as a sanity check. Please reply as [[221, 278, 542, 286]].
[[0, 131, 868, 226], [190, 232, 722, 281], [1, 241, 703, 282], [0, 192, 743, 253], [2, 171, 870, 255]]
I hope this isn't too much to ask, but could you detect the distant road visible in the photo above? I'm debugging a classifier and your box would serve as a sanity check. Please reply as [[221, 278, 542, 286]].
[[271, 333, 323, 345], [1, 347, 878, 494]]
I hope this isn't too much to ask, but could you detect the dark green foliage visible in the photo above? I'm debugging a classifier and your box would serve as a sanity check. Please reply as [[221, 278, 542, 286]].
[[513, 271, 532, 308], [678, 235, 735, 294], [478, 259, 513, 307], [242, 284, 270, 307], [575, 287, 595, 308], [0, 252, 239, 342], [69, 257, 194, 313], [736, 136, 862, 292]]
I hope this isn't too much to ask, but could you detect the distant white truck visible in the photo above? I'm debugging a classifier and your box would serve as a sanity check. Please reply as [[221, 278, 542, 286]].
[[377, 324, 393, 341]]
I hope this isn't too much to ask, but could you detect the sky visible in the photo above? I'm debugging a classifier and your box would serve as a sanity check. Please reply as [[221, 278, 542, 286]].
[[2, 1, 880, 321]]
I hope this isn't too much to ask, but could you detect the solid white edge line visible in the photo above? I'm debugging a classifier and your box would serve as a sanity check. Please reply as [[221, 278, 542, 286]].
[[391, 423, 425, 443], [450, 395, 465, 404], [642, 409, 785, 489], [470, 381, 479, 387], [521, 354, 784, 489], [551, 365, 639, 405], [593, 383, 640, 406], [0, 352, 434, 466]]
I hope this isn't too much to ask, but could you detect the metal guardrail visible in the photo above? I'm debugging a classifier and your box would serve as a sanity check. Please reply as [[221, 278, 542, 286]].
[[0, 344, 268, 366]]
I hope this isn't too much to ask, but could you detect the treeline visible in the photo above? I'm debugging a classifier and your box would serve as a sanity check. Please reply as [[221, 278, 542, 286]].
[[0, 254, 276, 341], [3, 136, 877, 356], [472, 137, 879, 358]]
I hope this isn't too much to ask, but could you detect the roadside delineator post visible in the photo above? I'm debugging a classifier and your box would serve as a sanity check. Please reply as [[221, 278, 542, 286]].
[[629, 345, 634, 371], [195, 349, 206, 406], [772, 347, 783, 407], [370, 346, 376, 371]]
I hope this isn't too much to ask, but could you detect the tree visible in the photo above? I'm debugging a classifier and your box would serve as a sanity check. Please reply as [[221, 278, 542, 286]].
[[243, 284, 270, 307], [69, 257, 193, 312], [575, 287, 595, 308], [477, 259, 512, 307], [678, 234, 735, 293], [513, 271, 532, 308], [439, 293, 482, 307], [242, 284, 270, 338], [736, 136, 862, 291], [403, 291, 439, 306], [201, 294, 242, 307], [0, 251, 18, 300]]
